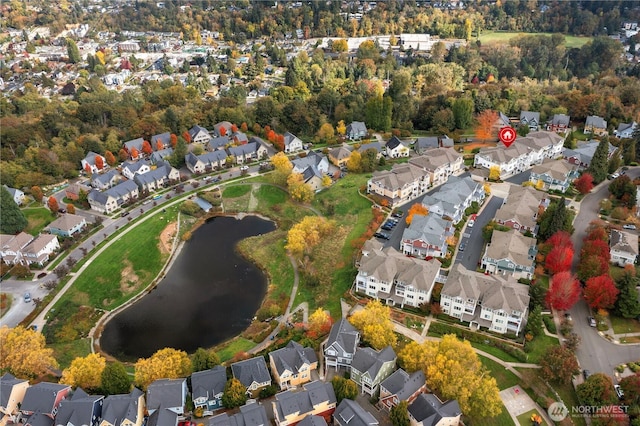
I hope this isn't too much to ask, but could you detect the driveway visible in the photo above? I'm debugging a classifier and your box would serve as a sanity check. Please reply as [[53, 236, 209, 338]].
[[454, 196, 504, 270], [0, 277, 50, 328], [505, 170, 532, 185]]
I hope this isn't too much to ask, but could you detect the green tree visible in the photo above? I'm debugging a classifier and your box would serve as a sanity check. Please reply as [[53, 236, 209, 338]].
[[452, 97, 474, 129], [191, 348, 220, 372], [66, 38, 81, 64], [0, 186, 28, 234], [365, 95, 392, 132], [222, 378, 248, 408], [169, 137, 187, 168], [587, 139, 610, 183], [538, 197, 572, 240], [577, 373, 618, 407], [332, 376, 358, 403], [526, 305, 544, 337], [101, 361, 132, 395], [390, 400, 410, 426], [615, 268, 640, 319]]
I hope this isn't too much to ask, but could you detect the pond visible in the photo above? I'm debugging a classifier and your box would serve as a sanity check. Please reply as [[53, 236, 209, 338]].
[[99, 215, 275, 361]]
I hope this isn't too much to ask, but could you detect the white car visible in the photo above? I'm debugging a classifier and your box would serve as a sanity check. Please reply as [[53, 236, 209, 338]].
[[623, 224, 637, 230], [239, 165, 249, 171], [468, 220, 475, 228]]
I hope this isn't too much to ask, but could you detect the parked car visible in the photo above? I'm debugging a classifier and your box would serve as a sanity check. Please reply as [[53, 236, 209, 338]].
[[374, 232, 390, 240], [459, 242, 466, 252], [24, 292, 31, 303], [384, 220, 396, 227], [381, 224, 394, 231], [583, 370, 591, 380], [623, 224, 637, 230], [58, 208, 66, 213], [564, 312, 572, 321], [588, 316, 597, 327], [240, 165, 249, 171], [614, 384, 624, 399], [468, 220, 475, 228], [121, 211, 130, 217], [392, 210, 404, 218]]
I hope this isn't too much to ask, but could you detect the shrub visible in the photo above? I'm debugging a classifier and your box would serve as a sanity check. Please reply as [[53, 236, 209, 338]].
[[542, 316, 557, 334]]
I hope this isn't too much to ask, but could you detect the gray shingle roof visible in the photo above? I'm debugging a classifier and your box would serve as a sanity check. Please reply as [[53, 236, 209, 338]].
[[334, 399, 378, 426], [91, 169, 119, 186], [273, 381, 336, 420], [347, 121, 367, 136], [151, 132, 172, 147], [21, 382, 70, 414], [106, 179, 138, 199], [586, 115, 607, 129], [326, 319, 359, 356], [407, 394, 461, 426], [358, 141, 382, 154], [351, 346, 396, 379], [146, 378, 186, 411], [208, 402, 270, 426], [0, 373, 28, 408], [402, 214, 450, 249], [610, 229, 639, 256], [380, 369, 425, 402], [101, 388, 144, 425], [228, 142, 260, 157], [191, 366, 227, 402], [484, 229, 536, 269], [124, 137, 144, 152], [134, 164, 174, 186], [231, 357, 271, 388], [520, 111, 540, 123], [55, 388, 104, 426], [297, 415, 328, 426], [386, 136, 404, 150], [209, 136, 231, 151]]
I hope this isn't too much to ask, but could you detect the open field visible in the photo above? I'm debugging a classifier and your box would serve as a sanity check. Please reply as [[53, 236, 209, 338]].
[[23, 206, 56, 236], [478, 31, 592, 49], [610, 315, 640, 334], [466, 407, 514, 426], [479, 355, 520, 390], [215, 337, 256, 363]]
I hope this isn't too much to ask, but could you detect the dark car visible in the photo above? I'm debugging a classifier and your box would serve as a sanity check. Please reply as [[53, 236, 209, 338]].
[[374, 232, 390, 240], [121, 211, 130, 217], [58, 208, 66, 213], [392, 210, 404, 218], [381, 224, 394, 231], [384, 220, 397, 226]]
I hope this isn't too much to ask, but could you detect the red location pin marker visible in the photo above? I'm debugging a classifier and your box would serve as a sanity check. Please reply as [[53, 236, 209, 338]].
[[499, 127, 516, 148]]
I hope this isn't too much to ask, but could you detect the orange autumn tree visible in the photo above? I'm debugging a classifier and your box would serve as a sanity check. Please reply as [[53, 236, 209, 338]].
[[156, 140, 164, 151], [475, 109, 499, 141], [142, 140, 153, 155], [406, 203, 428, 225], [170, 134, 178, 147], [182, 131, 191, 143], [219, 126, 227, 136], [94, 155, 104, 170], [130, 147, 139, 159], [104, 150, 117, 166]]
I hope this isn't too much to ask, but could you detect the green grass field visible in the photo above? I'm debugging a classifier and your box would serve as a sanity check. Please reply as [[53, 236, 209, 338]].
[[479, 355, 520, 390], [22, 207, 56, 236], [222, 185, 252, 198], [525, 335, 559, 364], [49, 338, 92, 370], [215, 337, 255, 362], [517, 409, 548, 426], [478, 31, 592, 49], [466, 406, 515, 426], [610, 315, 640, 334]]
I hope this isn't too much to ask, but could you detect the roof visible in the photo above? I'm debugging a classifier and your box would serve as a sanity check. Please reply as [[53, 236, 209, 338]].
[[0, 373, 28, 408], [88, 190, 114, 206], [610, 229, 639, 256], [0, 232, 34, 252], [326, 318, 360, 355], [494, 186, 545, 230], [563, 140, 617, 165], [414, 137, 439, 151], [380, 369, 425, 401], [410, 148, 463, 172], [55, 388, 104, 426], [106, 179, 139, 199], [190, 125, 210, 137], [151, 147, 174, 163], [270, 341, 318, 376], [386, 136, 405, 150], [21, 382, 70, 414], [351, 346, 396, 379], [22, 234, 58, 256], [358, 141, 383, 154], [208, 402, 270, 426], [122, 160, 149, 174], [23, 412, 54, 426], [369, 163, 426, 193], [330, 146, 352, 161], [421, 175, 480, 218], [284, 132, 302, 148], [485, 229, 536, 268], [151, 132, 172, 147], [146, 378, 186, 411], [531, 159, 577, 181], [134, 164, 176, 186], [347, 121, 367, 134], [402, 214, 450, 249], [520, 111, 540, 122], [191, 366, 227, 401], [124, 137, 144, 152], [407, 394, 461, 426], [231, 356, 271, 388], [228, 142, 260, 157], [83, 151, 104, 166], [334, 399, 378, 426], [146, 407, 179, 426], [550, 114, 570, 126], [297, 415, 328, 426], [273, 381, 336, 420], [91, 169, 119, 186], [586, 115, 607, 129], [209, 135, 231, 150], [101, 388, 144, 425]]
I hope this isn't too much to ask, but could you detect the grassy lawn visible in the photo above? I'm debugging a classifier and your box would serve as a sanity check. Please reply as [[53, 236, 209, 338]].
[[478, 30, 592, 48], [466, 406, 515, 426], [471, 342, 520, 363], [610, 315, 640, 334], [517, 409, 548, 426], [49, 338, 92, 370], [22, 206, 56, 236], [0, 293, 13, 318], [222, 184, 252, 198], [215, 337, 255, 362], [525, 335, 559, 364], [479, 355, 520, 390]]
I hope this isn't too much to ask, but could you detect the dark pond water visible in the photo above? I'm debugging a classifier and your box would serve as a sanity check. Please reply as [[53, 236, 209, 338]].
[[100, 215, 275, 361]]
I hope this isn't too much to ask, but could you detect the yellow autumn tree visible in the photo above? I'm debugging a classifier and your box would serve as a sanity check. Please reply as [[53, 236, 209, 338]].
[[285, 216, 335, 259], [134, 348, 192, 390], [488, 165, 501, 181], [483, 183, 492, 194], [346, 150, 362, 173], [0, 325, 58, 378], [322, 175, 332, 187], [398, 341, 428, 373], [349, 300, 397, 350], [287, 172, 314, 203], [422, 335, 502, 419], [271, 152, 293, 185], [60, 353, 106, 391], [317, 123, 335, 144], [535, 179, 545, 190], [336, 120, 347, 136], [307, 308, 333, 338]]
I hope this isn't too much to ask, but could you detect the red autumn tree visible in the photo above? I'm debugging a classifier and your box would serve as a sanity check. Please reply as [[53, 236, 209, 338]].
[[142, 140, 153, 155], [182, 131, 191, 143], [66, 203, 76, 214], [130, 147, 139, 159], [170, 134, 178, 147], [539, 230, 573, 257], [84, 163, 92, 175], [219, 126, 227, 136], [584, 221, 608, 242], [574, 173, 594, 194], [118, 148, 129, 161], [545, 246, 574, 274], [577, 254, 609, 282], [584, 275, 619, 310], [240, 122, 248, 132], [95, 155, 104, 170], [231, 124, 238, 133], [104, 150, 117, 166], [546, 271, 581, 311], [274, 134, 285, 151], [156, 140, 164, 151], [47, 196, 59, 213], [266, 129, 276, 142], [580, 239, 611, 263], [475, 109, 499, 141]]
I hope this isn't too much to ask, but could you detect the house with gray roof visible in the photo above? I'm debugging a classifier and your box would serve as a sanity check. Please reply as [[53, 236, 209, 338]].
[[440, 264, 530, 335], [213, 121, 233, 137], [232, 131, 249, 145], [122, 161, 151, 180], [3, 185, 26, 206], [614, 122, 637, 139], [407, 394, 461, 426], [91, 170, 120, 190], [151, 132, 171, 151], [421, 175, 485, 224], [585, 115, 608, 136], [329, 146, 352, 167], [284, 132, 303, 153], [231, 356, 272, 398], [409, 149, 464, 189], [191, 366, 227, 415], [47, 213, 87, 238], [563, 140, 617, 168], [272, 380, 336, 426], [105, 180, 139, 205], [0, 232, 34, 265], [87, 190, 118, 214], [208, 402, 270, 426], [189, 125, 212, 145], [529, 159, 579, 193], [379, 369, 426, 411], [292, 151, 330, 178], [134, 162, 180, 192], [269, 341, 318, 390], [21, 382, 71, 421], [146, 406, 179, 426], [385, 136, 410, 158], [81, 151, 107, 174], [100, 388, 145, 426], [497, 111, 511, 128], [227, 141, 268, 165], [22, 234, 60, 265], [334, 398, 378, 426], [367, 163, 430, 208], [401, 214, 452, 259], [346, 122, 368, 141], [208, 135, 231, 152], [324, 319, 360, 371], [481, 229, 537, 280], [123, 138, 145, 159], [520, 111, 541, 131], [146, 378, 187, 417], [297, 415, 327, 426], [0, 373, 29, 425], [610, 229, 638, 266], [186, 151, 228, 174], [54, 388, 104, 426], [494, 186, 547, 236], [150, 147, 174, 165], [358, 141, 383, 159], [350, 346, 396, 396], [414, 136, 453, 154], [547, 113, 570, 134]]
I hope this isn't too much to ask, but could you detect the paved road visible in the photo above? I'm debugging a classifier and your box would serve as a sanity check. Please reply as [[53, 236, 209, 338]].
[[455, 195, 504, 270], [569, 167, 640, 377]]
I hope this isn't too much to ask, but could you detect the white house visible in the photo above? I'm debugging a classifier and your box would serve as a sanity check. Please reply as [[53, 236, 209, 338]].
[[401, 214, 453, 259], [21, 234, 60, 265], [610, 229, 638, 266], [3, 186, 25, 206], [408, 148, 464, 187], [614, 122, 637, 139], [385, 136, 410, 158], [421, 175, 485, 224], [189, 125, 212, 145], [283, 132, 303, 153], [122, 161, 151, 180], [81, 151, 107, 174], [367, 164, 430, 208]]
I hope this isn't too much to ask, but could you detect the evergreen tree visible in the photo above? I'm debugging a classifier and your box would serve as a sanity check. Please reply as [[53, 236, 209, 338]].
[[615, 271, 640, 319], [622, 138, 636, 165], [564, 131, 576, 149], [390, 401, 410, 426], [66, 38, 81, 64], [587, 139, 609, 183], [539, 197, 569, 240], [100, 361, 132, 395], [169, 137, 187, 168], [0, 186, 28, 234]]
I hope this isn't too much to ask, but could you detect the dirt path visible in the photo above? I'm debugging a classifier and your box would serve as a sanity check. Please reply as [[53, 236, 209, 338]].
[[158, 222, 178, 255], [247, 183, 260, 212]]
